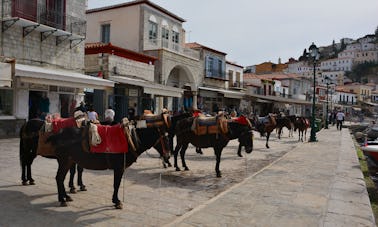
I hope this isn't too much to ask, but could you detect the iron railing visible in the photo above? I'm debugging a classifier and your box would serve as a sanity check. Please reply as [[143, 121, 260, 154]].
[[9, 0, 86, 36]]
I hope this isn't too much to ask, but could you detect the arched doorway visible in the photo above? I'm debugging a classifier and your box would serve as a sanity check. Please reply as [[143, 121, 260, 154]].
[[166, 65, 196, 112]]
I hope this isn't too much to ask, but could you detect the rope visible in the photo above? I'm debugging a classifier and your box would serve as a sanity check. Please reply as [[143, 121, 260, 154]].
[[123, 151, 126, 203]]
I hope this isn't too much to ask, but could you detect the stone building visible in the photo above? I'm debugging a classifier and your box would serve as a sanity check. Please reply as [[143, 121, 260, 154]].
[[86, 0, 201, 113], [0, 0, 114, 137]]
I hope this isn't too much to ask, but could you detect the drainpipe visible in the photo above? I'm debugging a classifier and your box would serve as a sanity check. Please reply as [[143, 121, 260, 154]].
[[1, 0, 4, 55]]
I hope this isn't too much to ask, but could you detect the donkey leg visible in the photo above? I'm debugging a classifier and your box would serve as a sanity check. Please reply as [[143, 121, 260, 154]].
[[112, 168, 124, 209], [266, 133, 270, 149], [69, 164, 76, 193], [26, 164, 35, 185], [56, 161, 71, 207], [180, 143, 189, 171], [77, 165, 86, 191], [237, 144, 243, 157], [173, 143, 181, 171], [214, 148, 222, 178], [21, 164, 28, 185]]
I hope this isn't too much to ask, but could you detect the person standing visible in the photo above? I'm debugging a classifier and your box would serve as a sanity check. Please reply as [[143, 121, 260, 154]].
[[87, 105, 99, 123], [336, 109, 345, 130], [103, 106, 116, 125]]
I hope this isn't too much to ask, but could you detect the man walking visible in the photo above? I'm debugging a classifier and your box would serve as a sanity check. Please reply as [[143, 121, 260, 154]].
[[336, 109, 345, 130]]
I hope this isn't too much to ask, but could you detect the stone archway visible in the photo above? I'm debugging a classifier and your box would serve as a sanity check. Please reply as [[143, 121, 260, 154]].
[[165, 65, 197, 112]]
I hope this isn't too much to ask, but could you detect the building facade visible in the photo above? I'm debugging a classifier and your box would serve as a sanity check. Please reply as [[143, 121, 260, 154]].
[[0, 0, 114, 137], [86, 0, 201, 113]]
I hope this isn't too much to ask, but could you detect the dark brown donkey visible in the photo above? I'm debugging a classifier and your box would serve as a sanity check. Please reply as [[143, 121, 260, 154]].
[[250, 114, 277, 148], [173, 116, 253, 177]]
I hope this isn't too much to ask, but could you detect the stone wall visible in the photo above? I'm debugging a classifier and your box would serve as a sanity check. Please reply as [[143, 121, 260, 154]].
[[0, 119, 25, 138], [0, 0, 86, 71]]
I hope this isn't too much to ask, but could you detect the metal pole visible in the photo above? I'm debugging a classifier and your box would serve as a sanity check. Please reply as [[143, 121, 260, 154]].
[[325, 82, 329, 129], [309, 61, 317, 142]]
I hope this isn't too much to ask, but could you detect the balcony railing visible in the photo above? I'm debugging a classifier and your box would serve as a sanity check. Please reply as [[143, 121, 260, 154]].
[[148, 38, 200, 59], [8, 0, 86, 36]]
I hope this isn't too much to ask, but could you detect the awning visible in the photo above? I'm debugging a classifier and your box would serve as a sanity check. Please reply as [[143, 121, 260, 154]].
[[352, 107, 362, 111], [246, 93, 312, 105], [362, 101, 378, 107], [15, 64, 114, 89], [109, 75, 183, 98], [198, 86, 245, 99]]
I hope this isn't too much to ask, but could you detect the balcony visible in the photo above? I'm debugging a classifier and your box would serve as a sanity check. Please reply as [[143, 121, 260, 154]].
[[3, 0, 85, 36], [147, 38, 199, 59], [229, 81, 244, 90]]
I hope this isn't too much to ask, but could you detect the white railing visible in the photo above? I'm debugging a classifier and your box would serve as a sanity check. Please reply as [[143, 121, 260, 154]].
[[146, 38, 199, 59]]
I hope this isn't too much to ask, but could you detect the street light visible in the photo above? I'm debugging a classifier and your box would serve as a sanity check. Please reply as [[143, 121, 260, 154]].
[[309, 42, 319, 142], [324, 76, 330, 129]]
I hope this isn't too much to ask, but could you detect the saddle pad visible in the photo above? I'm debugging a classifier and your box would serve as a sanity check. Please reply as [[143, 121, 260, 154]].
[[197, 117, 217, 126], [52, 118, 77, 133], [90, 124, 128, 153], [233, 116, 248, 125], [143, 115, 165, 128], [37, 131, 55, 157]]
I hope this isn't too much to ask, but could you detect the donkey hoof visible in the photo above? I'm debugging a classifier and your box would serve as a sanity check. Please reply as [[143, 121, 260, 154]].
[[69, 187, 77, 194], [22, 181, 28, 186], [80, 185, 87, 191], [216, 173, 222, 178], [60, 201, 68, 207], [29, 180, 35, 185], [237, 152, 243, 157], [175, 167, 181, 171], [184, 167, 189, 171], [65, 196, 73, 202], [114, 202, 123, 209]]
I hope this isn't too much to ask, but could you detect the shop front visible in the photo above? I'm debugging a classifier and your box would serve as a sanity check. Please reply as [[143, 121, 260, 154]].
[[6, 64, 114, 137], [109, 75, 183, 115]]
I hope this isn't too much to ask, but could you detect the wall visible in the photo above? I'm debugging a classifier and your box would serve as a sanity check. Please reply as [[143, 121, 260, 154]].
[[86, 4, 141, 52]]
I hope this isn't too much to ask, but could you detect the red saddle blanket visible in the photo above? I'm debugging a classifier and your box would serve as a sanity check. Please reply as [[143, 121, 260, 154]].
[[52, 118, 77, 133], [90, 124, 128, 153]]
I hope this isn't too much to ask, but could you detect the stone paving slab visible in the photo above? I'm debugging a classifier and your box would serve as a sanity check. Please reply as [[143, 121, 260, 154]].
[[165, 127, 376, 227], [0, 126, 375, 226]]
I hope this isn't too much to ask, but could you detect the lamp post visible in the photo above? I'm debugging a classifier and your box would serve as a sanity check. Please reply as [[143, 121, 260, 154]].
[[325, 76, 330, 129], [309, 42, 319, 142]]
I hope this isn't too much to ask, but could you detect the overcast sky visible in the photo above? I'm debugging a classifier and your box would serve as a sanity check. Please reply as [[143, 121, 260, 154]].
[[87, 0, 378, 67]]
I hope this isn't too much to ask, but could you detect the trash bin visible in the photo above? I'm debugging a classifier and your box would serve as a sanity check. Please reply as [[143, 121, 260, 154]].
[[315, 118, 322, 132]]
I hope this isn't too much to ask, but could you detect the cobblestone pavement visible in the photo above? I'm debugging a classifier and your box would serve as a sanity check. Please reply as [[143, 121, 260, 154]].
[[0, 127, 374, 226]]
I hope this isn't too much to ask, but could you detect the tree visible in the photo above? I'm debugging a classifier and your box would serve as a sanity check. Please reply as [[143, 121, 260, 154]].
[[375, 25, 378, 39], [345, 62, 378, 82]]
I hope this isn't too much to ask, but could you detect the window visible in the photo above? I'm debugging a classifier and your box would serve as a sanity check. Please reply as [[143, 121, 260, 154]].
[[162, 27, 169, 40], [161, 27, 169, 48], [43, 0, 66, 30], [148, 21, 157, 41], [172, 30, 179, 43], [101, 24, 110, 43], [13, 0, 38, 21], [0, 88, 13, 116], [205, 56, 225, 79]]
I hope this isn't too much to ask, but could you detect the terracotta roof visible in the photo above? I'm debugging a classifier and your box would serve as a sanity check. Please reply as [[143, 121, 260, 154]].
[[86, 0, 186, 22], [85, 42, 157, 64], [185, 42, 227, 56], [244, 73, 303, 80]]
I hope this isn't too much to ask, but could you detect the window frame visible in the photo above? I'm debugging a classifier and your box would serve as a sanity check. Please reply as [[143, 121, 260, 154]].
[[101, 23, 111, 43]]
